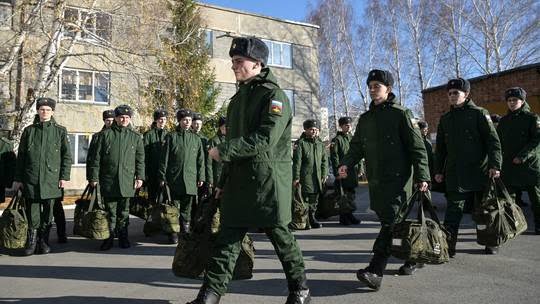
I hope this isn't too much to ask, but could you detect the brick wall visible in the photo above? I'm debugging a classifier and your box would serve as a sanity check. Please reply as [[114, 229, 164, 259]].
[[423, 64, 540, 136]]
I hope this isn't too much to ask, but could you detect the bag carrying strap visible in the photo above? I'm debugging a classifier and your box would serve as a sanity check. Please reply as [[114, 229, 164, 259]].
[[396, 190, 440, 225], [480, 178, 512, 209], [87, 185, 101, 212], [80, 184, 92, 201], [6, 190, 27, 219], [157, 184, 172, 206]]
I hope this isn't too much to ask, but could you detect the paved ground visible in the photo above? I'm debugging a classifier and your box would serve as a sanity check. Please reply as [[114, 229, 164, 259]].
[[1, 185, 539, 304]]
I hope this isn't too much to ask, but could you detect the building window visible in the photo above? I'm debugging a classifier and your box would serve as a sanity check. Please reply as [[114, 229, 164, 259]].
[[68, 133, 91, 166], [205, 29, 213, 56], [283, 89, 295, 116], [60, 68, 110, 104], [64, 7, 112, 43], [0, 2, 11, 30], [263, 39, 292, 68]]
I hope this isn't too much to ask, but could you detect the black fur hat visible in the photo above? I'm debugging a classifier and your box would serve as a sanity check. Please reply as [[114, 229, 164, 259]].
[[229, 36, 269, 67]]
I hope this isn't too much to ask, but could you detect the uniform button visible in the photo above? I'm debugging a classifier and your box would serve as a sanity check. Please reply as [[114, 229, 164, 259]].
[[251, 176, 255, 180]]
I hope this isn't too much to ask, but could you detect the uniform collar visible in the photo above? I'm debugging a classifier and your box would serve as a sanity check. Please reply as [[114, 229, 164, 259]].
[[369, 93, 397, 110]]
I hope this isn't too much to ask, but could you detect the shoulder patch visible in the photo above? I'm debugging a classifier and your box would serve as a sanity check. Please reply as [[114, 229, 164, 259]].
[[269, 100, 283, 115], [485, 114, 492, 123]]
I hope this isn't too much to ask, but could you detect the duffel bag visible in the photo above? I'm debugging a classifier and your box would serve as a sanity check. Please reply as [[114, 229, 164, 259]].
[[316, 187, 340, 219], [473, 178, 527, 247], [73, 185, 93, 236], [392, 191, 450, 264], [144, 185, 180, 235], [0, 191, 28, 249], [130, 188, 152, 219], [74, 185, 110, 240], [289, 185, 308, 230]]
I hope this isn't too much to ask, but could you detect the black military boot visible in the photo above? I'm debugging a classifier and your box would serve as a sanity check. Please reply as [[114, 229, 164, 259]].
[[100, 229, 115, 251], [356, 254, 387, 291], [308, 210, 321, 229], [398, 261, 422, 275], [118, 227, 131, 249], [168, 233, 179, 244], [37, 226, 51, 254], [484, 246, 498, 255], [285, 277, 311, 304], [339, 214, 352, 226], [22, 229, 38, 256], [186, 286, 221, 304], [347, 212, 360, 225]]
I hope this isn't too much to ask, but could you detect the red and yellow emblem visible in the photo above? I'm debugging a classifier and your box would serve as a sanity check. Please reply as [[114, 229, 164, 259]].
[[270, 100, 283, 115]]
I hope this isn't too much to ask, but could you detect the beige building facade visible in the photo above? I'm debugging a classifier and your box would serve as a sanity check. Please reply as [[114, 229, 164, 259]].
[[0, 1, 321, 192]]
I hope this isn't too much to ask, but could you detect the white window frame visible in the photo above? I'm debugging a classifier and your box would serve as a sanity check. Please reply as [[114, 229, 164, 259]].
[[69, 133, 93, 166], [59, 67, 110, 104], [205, 29, 213, 56], [63, 6, 112, 43], [283, 89, 295, 116], [262, 39, 292, 69]]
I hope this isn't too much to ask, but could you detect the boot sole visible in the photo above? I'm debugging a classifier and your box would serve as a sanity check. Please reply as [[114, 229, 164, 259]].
[[356, 272, 381, 290]]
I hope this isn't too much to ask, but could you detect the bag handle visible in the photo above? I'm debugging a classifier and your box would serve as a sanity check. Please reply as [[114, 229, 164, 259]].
[[396, 190, 422, 223], [494, 178, 513, 204], [157, 183, 172, 205], [419, 191, 441, 225], [87, 185, 101, 212], [6, 190, 28, 220]]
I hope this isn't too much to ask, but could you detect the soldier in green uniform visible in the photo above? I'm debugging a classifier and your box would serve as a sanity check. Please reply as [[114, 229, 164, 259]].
[[192, 112, 212, 217], [207, 117, 226, 188], [187, 37, 310, 304], [159, 109, 205, 235], [293, 119, 328, 229], [338, 70, 430, 290], [87, 110, 115, 161], [434, 78, 502, 256], [87, 104, 145, 250], [0, 136, 16, 203], [144, 109, 168, 202], [330, 116, 361, 226], [418, 121, 433, 176], [497, 87, 540, 234], [13, 98, 72, 256]]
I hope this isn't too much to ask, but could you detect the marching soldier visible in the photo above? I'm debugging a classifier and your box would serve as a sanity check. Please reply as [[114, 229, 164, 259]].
[[87, 104, 145, 251], [144, 109, 168, 202], [159, 109, 205, 237], [87, 109, 115, 159], [330, 116, 361, 226], [187, 37, 310, 304], [293, 119, 328, 229], [207, 117, 226, 187], [338, 69, 430, 290], [434, 78, 502, 256], [0, 136, 16, 203], [497, 87, 540, 234], [13, 98, 72, 256]]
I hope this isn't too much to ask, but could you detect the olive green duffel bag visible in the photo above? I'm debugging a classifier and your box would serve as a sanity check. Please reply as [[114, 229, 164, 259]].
[[0, 191, 28, 250], [289, 185, 308, 230], [73, 185, 110, 240], [144, 185, 180, 235], [392, 191, 450, 264]]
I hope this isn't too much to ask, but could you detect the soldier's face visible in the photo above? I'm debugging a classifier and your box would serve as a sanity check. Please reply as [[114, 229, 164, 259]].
[[305, 127, 318, 138], [420, 127, 429, 137], [115, 115, 131, 127], [192, 120, 203, 133], [447, 89, 468, 105], [340, 123, 351, 133], [219, 124, 227, 135], [156, 117, 167, 129], [38, 106, 53, 122], [103, 118, 114, 128], [179, 117, 192, 130], [231, 55, 261, 82], [506, 97, 524, 111], [368, 81, 390, 104]]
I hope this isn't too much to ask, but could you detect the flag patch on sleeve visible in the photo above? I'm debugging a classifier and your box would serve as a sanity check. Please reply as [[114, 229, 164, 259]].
[[270, 100, 283, 115]]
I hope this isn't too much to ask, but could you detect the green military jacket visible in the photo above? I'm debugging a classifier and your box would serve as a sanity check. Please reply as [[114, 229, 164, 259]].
[[87, 123, 145, 198], [330, 131, 358, 189], [15, 116, 72, 200], [208, 132, 225, 185], [497, 102, 540, 187], [341, 94, 430, 213], [435, 99, 502, 193], [0, 137, 16, 202], [144, 124, 168, 184], [159, 127, 205, 197], [293, 136, 328, 194], [195, 132, 213, 186], [218, 68, 293, 228]]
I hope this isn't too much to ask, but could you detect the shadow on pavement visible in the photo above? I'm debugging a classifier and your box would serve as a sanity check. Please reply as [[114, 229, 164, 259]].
[[0, 297, 170, 304]]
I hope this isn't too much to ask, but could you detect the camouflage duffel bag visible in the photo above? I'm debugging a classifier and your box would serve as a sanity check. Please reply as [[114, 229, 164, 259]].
[[473, 178, 527, 247], [232, 235, 255, 280], [0, 191, 28, 250], [130, 188, 152, 220], [289, 185, 308, 230], [392, 191, 450, 264], [144, 185, 180, 235], [74, 185, 110, 240], [336, 181, 356, 214], [172, 230, 212, 278]]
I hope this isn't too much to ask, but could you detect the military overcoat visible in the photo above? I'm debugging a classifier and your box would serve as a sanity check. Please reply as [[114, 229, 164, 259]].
[[0, 137, 16, 202], [330, 131, 358, 189], [293, 136, 328, 194]]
